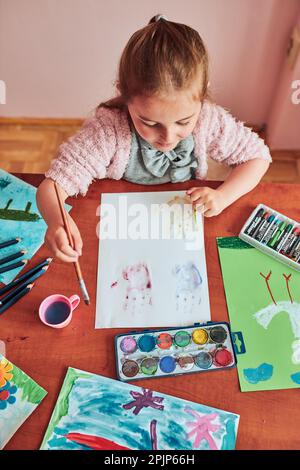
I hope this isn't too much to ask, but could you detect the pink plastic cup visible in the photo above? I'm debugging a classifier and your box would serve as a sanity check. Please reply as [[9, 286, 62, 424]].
[[39, 294, 80, 328]]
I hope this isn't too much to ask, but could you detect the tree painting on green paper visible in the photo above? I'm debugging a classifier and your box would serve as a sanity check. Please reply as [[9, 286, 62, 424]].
[[41, 367, 239, 450], [217, 236, 300, 392], [0, 354, 47, 449]]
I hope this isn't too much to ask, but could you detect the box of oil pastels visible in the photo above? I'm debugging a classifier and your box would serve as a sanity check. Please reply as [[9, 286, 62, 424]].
[[239, 203, 300, 273], [115, 322, 237, 381]]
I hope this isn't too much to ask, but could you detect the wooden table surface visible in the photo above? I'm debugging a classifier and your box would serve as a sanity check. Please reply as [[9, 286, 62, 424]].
[[2, 175, 300, 450]]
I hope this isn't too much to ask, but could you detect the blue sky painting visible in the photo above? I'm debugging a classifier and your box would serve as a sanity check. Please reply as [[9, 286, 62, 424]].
[[41, 368, 239, 450]]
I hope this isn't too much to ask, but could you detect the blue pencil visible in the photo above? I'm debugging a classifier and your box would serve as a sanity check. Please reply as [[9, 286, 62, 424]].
[[0, 283, 34, 315], [0, 237, 21, 250], [0, 265, 49, 306], [0, 259, 28, 274], [0, 257, 52, 296], [0, 250, 27, 266]]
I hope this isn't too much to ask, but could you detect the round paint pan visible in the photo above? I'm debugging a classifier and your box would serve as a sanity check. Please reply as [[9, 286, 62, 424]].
[[138, 334, 156, 352], [159, 356, 176, 374], [174, 330, 191, 347], [156, 333, 173, 350], [209, 326, 227, 344], [192, 328, 208, 345], [194, 351, 213, 369], [213, 348, 233, 367], [177, 354, 194, 370], [122, 360, 139, 378], [140, 357, 158, 375], [120, 336, 137, 354]]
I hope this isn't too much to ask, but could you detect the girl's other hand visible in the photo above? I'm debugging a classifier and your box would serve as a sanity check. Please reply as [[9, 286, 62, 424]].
[[186, 187, 226, 217], [45, 214, 83, 262]]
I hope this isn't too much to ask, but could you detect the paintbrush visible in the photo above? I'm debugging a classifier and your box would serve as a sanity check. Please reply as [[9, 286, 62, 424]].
[[54, 182, 90, 305]]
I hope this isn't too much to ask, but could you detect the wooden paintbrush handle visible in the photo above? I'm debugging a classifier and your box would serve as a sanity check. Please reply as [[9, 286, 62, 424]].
[[54, 182, 84, 282], [54, 181, 90, 304], [54, 182, 74, 249]]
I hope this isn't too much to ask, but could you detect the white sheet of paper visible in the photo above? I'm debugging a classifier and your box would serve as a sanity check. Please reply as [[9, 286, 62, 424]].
[[95, 191, 211, 328]]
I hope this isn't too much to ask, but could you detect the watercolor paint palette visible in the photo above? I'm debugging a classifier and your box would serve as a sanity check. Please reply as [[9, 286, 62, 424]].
[[115, 322, 237, 381], [239, 203, 300, 273]]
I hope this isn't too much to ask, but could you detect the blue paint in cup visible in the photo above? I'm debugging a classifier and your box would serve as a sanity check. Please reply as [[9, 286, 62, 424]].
[[45, 301, 70, 325]]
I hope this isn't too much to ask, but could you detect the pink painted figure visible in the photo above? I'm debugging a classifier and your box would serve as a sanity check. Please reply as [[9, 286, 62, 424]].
[[185, 407, 221, 450], [122, 262, 152, 312]]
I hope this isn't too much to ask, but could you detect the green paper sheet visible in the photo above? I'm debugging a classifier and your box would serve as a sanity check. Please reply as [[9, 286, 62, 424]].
[[217, 237, 300, 392]]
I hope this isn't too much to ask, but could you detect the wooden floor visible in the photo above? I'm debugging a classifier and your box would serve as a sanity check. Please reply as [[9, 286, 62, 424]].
[[0, 118, 300, 182]]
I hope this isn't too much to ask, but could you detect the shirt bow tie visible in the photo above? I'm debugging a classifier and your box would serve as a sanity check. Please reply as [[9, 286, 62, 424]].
[[138, 134, 197, 182]]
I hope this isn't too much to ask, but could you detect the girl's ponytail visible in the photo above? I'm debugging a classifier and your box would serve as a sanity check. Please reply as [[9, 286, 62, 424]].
[[99, 15, 209, 110]]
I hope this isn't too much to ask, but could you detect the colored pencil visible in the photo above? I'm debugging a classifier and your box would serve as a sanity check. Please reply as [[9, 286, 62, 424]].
[[0, 259, 28, 274], [0, 283, 34, 315], [0, 265, 49, 306], [0, 237, 21, 250], [0, 249, 27, 266], [0, 257, 52, 296], [54, 182, 90, 305]]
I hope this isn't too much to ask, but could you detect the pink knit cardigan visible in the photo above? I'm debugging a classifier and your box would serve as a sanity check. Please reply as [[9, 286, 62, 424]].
[[45, 100, 271, 196]]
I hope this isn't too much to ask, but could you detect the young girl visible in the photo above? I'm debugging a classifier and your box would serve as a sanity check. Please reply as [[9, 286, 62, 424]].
[[37, 15, 271, 263]]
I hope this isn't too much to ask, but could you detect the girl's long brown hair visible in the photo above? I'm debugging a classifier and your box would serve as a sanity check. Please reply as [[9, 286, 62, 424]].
[[99, 15, 209, 110]]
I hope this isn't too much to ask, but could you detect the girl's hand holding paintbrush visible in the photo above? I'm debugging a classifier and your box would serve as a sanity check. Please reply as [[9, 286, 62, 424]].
[[45, 213, 83, 263], [37, 178, 83, 263], [37, 179, 90, 304]]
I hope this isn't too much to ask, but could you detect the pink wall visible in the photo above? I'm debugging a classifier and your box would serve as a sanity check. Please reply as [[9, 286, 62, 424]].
[[267, 9, 300, 149], [0, 0, 299, 132]]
